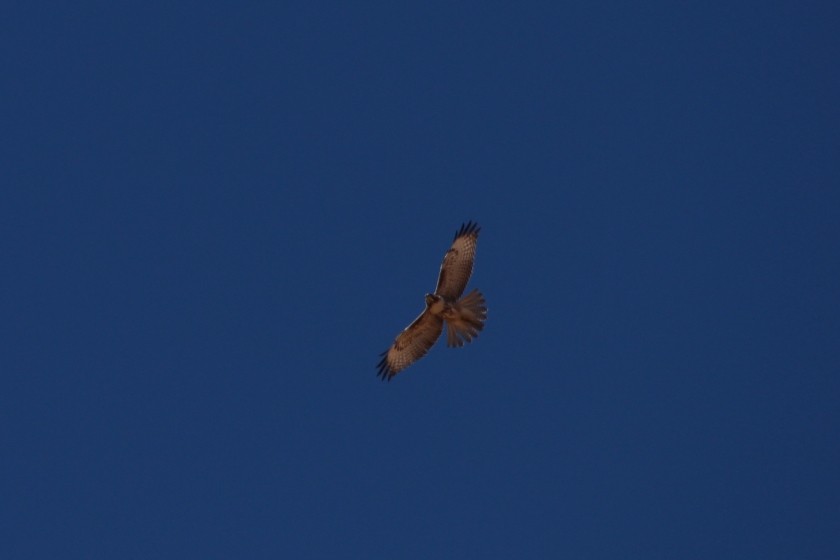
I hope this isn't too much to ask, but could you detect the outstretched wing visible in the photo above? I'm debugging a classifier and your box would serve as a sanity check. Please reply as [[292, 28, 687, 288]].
[[434, 221, 480, 300], [377, 308, 443, 381]]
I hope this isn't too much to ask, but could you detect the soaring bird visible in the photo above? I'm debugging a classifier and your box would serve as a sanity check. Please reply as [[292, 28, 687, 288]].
[[377, 221, 487, 380]]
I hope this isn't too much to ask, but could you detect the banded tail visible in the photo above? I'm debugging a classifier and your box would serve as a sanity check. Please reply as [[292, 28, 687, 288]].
[[445, 289, 487, 348]]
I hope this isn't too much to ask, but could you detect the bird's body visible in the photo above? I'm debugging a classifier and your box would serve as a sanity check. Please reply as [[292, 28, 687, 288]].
[[377, 221, 487, 380], [425, 293, 447, 315]]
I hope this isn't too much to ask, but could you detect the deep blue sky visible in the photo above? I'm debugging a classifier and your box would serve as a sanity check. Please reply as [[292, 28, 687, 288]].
[[3, 2, 839, 558]]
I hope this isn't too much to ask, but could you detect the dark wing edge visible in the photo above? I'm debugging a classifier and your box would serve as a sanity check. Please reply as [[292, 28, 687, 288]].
[[376, 309, 443, 381], [375, 350, 393, 381], [453, 220, 481, 242]]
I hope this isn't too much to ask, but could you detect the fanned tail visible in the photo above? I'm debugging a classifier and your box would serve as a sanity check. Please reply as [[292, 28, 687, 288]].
[[445, 289, 488, 348]]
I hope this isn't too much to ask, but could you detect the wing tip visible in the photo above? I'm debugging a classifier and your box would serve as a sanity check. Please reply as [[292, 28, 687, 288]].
[[376, 352, 397, 382], [454, 220, 481, 240]]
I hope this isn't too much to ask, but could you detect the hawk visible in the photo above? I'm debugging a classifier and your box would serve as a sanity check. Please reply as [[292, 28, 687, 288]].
[[376, 221, 487, 381]]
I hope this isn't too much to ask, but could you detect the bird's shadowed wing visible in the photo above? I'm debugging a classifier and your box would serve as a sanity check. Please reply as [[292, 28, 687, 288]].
[[433, 221, 480, 300], [377, 308, 444, 381]]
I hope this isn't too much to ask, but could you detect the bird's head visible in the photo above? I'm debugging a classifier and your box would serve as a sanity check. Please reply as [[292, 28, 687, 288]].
[[424, 293, 440, 307]]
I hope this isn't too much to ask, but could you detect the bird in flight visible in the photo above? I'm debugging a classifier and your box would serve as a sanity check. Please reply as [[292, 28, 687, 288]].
[[377, 221, 487, 381]]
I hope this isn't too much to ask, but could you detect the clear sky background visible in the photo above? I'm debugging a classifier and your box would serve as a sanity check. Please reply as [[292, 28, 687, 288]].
[[3, 2, 839, 558]]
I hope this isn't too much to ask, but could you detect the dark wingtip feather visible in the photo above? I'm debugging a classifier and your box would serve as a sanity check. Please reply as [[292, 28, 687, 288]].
[[376, 352, 396, 381], [454, 220, 481, 240]]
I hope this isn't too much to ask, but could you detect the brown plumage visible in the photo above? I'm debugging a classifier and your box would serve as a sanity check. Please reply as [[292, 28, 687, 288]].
[[377, 221, 487, 381]]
